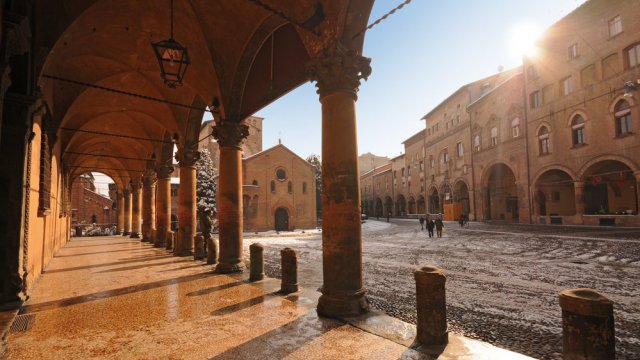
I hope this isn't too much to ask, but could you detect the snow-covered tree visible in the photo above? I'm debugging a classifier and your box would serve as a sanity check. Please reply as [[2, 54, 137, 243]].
[[196, 148, 217, 213]]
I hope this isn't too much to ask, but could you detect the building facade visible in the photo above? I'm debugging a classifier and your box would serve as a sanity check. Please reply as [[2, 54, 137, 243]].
[[70, 173, 116, 226], [361, 0, 640, 226]]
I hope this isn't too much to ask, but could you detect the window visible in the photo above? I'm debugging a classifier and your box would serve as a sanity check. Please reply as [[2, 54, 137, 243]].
[[401, 168, 404, 177], [429, 156, 434, 168], [490, 127, 498, 146], [602, 53, 619, 79], [456, 142, 464, 157], [568, 43, 578, 59], [561, 76, 574, 95], [614, 100, 632, 136], [270, 180, 276, 193], [581, 65, 596, 87], [302, 182, 307, 194], [538, 126, 550, 155], [571, 115, 586, 146], [473, 135, 481, 152], [393, 170, 396, 179], [527, 65, 538, 79], [609, 15, 622, 37], [407, 166, 411, 175], [440, 150, 449, 164], [419, 161, 424, 171], [288, 181, 292, 194], [276, 169, 286, 181], [530, 90, 541, 109], [625, 43, 640, 69], [512, 118, 521, 138]]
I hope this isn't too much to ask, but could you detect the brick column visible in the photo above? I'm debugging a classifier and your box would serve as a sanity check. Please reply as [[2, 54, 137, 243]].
[[142, 170, 157, 242], [212, 120, 249, 273], [116, 190, 125, 234], [175, 148, 199, 256], [634, 171, 640, 214], [307, 43, 371, 317], [130, 180, 142, 238], [123, 188, 132, 235], [574, 181, 585, 224], [154, 164, 173, 248]]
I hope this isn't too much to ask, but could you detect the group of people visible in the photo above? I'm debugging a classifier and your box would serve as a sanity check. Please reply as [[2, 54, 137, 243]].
[[419, 215, 444, 238]]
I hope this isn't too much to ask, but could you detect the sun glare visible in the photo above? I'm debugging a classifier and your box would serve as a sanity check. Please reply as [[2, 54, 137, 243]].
[[509, 22, 544, 60]]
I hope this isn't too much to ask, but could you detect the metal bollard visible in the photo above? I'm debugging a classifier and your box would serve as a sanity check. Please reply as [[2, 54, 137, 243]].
[[280, 247, 298, 294], [207, 236, 218, 265], [166, 230, 174, 251], [414, 265, 448, 346], [249, 243, 265, 281], [559, 288, 615, 360], [194, 234, 205, 260]]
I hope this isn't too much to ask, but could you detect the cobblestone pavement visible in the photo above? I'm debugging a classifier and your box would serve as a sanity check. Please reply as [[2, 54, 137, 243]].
[[243, 220, 640, 360]]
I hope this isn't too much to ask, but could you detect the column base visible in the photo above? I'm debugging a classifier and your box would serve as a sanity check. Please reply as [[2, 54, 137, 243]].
[[123, 231, 131, 236], [317, 289, 369, 318], [215, 261, 245, 274], [130, 232, 140, 238]]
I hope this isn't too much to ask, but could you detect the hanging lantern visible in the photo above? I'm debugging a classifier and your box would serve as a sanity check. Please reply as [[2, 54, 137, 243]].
[[151, 0, 190, 88]]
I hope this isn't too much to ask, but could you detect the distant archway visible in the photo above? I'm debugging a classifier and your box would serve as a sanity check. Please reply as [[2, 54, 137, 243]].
[[275, 207, 289, 231], [484, 163, 518, 221], [428, 188, 440, 214], [534, 169, 576, 216], [581, 160, 636, 214], [395, 195, 406, 216], [407, 196, 416, 214]]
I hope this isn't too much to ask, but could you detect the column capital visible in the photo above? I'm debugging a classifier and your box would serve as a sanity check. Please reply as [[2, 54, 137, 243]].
[[143, 169, 158, 187], [130, 180, 143, 191], [156, 164, 174, 179], [211, 121, 249, 149], [306, 42, 371, 98], [175, 148, 200, 168], [123, 188, 131, 196]]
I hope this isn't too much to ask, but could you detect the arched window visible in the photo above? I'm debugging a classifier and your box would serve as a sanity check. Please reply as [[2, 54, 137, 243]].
[[571, 115, 585, 146], [538, 126, 550, 155], [302, 182, 307, 194], [276, 168, 286, 181], [490, 127, 498, 146], [614, 100, 632, 136], [270, 180, 275, 193], [473, 135, 480, 152], [512, 118, 521, 137], [288, 181, 292, 194]]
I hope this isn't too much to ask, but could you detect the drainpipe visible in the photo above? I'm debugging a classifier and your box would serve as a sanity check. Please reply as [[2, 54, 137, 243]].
[[522, 62, 533, 224]]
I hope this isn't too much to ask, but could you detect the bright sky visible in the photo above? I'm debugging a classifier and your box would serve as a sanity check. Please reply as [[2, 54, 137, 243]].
[[95, 0, 586, 195], [204, 0, 587, 159]]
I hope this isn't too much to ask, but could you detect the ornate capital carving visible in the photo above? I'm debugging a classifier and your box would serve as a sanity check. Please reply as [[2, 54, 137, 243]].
[[123, 188, 131, 197], [306, 43, 371, 98], [130, 180, 143, 192], [175, 148, 200, 167], [156, 164, 174, 179], [211, 121, 249, 149], [143, 169, 158, 187]]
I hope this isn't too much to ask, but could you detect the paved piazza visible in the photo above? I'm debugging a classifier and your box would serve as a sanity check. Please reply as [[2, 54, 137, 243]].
[[244, 220, 640, 360]]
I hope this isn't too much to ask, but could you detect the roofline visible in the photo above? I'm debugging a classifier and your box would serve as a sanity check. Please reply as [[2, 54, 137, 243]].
[[467, 71, 523, 109], [243, 143, 314, 168]]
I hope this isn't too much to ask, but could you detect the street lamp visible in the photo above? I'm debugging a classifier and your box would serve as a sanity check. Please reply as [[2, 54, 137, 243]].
[[151, 0, 190, 88], [623, 80, 639, 98]]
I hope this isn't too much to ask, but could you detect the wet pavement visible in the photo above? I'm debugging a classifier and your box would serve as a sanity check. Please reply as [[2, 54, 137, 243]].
[[3, 235, 531, 359], [245, 220, 640, 360]]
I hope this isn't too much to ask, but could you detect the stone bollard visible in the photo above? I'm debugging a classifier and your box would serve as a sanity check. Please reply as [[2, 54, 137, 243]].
[[249, 243, 265, 281], [194, 234, 205, 260], [414, 265, 448, 346], [166, 230, 174, 251], [207, 236, 218, 265], [280, 247, 298, 294], [559, 288, 615, 360]]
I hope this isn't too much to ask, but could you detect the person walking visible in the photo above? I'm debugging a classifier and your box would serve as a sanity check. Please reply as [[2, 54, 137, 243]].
[[426, 217, 435, 238], [435, 216, 444, 238], [387, 212, 391, 223], [419, 216, 425, 230]]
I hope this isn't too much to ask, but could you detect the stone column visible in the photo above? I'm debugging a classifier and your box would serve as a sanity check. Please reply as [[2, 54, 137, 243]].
[[116, 190, 125, 234], [142, 170, 157, 242], [154, 164, 173, 248], [212, 120, 249, 273], [574, 181, 585, 224], [123, 188, 132, 235], [130, 180, 142, 238], [175, 148, 199, 256], [307, 43, 371, 317]]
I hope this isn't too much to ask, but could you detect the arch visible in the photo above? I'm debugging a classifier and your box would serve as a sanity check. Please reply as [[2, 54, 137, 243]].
[[580, 159, 637, 214], [274, 207, 289, 231], [566, 109, 589, 127], [453, 179, 470, 218], [534, 169, 576, 216], [395, 195, 406, 216], [384, 196, 393, 217], [577, 154, 639, 180], [416, 196, 426, 214], [608, 94, 637, 112], [407, 196, 416, 214], [375, 197, 383, 217], [483, 163, 518, 221], [532, 165, 578, 187], [570, 113, 586, 146], [428, 187, 440, 214]]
